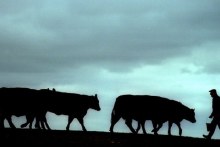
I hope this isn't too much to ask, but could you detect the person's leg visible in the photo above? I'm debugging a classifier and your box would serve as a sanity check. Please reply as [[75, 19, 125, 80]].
[[203, 118, 218, 139]]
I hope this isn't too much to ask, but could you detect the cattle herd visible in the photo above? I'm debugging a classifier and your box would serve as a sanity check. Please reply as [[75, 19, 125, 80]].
[[0, 87, 196, 136]]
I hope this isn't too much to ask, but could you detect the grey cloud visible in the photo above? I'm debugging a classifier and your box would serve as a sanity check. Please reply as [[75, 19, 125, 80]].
[[0, 0, 220, 75], [0, 0, 39, 15]]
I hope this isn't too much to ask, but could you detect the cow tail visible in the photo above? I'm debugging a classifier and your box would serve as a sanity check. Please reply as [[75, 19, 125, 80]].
[[111, 104, 116, 123], [111, 98, 119, 124]]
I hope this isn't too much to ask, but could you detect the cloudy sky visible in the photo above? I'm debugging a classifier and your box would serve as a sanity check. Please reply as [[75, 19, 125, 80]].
[[1, 0, 220, 139]]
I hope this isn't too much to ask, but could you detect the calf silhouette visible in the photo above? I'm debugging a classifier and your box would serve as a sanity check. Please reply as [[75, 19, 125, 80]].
[[109, 94, 196, 136]]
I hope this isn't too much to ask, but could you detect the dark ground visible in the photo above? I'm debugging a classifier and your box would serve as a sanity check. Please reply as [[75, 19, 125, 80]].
[[1, 128, 220, 147]]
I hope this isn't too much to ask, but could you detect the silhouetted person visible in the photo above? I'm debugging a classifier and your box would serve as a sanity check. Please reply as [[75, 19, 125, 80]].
[[203, 89, 220, 139]]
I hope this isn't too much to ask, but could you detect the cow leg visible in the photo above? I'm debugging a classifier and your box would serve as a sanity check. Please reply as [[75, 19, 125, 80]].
[[44, 121, 51, 130], [21, 115, 35, 129], [168, 121, 173, 136], [151, 120, 157, 132], [109, 114, 121, 133], [151, 121, 159, 135], [175, 122, 182, 136], [66, 116, 74, 131], [29, 119, 34, 129], [44, 122, 51, 130], [77, 117, 87, 131], [140, 120, 147, 134], [42, 115, 51, 130], [20, 122, 28, 128], [35, 117, 41, 129], [152, 121, 163, 135], [6, 116, 16, 129], [27, 116, 34, 129], [37, 114, 47, 130], [37, 115, 49, 130], [40, 119, 46, 130], [136, 122, 141, 133], [35, 112, 51, 130], [125, 119, 136, 134]]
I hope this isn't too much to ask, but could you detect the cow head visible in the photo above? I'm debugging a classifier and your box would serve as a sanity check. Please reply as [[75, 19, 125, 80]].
[[91, 94, 101, 111], [186, 108, 196, 123]]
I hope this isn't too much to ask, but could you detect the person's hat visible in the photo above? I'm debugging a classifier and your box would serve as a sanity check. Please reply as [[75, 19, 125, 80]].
[[209, 89, 217, 93]]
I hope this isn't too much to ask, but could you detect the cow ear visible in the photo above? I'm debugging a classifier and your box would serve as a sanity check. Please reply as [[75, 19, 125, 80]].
[[95, 94, 98, 98]]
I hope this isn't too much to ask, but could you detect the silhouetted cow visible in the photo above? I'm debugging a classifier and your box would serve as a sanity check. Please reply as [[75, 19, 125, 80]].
[[109, 94, 196, 136], [136, 99, 196, 136], [38, 89, 101, 131], [0, 87, 45, 129]]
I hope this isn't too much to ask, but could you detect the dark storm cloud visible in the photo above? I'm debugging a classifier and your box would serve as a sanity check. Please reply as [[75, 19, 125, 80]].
[[0, 0, 220, 74]]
